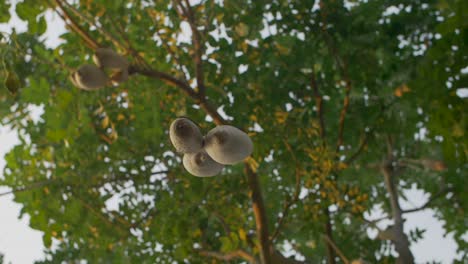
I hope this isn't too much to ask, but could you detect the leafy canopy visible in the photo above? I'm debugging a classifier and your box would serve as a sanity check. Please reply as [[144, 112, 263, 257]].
[[0, 0, 466, 263]]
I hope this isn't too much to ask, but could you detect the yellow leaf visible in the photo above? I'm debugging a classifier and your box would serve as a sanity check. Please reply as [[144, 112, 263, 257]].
[[452, 123, 464, 137], [101, 116, 110, 128], [306, 240, 316, 248], [235, 23, 249, 37], [93, 103, 104, 115], [275, 43, 290, 55], [275, 110, 288, 124], [238, 228, 247, 241]]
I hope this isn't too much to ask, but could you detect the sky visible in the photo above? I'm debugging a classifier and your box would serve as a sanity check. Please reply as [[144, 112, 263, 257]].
[[0, 1, 465, 264]]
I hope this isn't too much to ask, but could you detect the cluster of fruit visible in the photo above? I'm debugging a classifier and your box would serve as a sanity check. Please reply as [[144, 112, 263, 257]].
[[70, 48, 129, 90], [169, 118, 253, 177]]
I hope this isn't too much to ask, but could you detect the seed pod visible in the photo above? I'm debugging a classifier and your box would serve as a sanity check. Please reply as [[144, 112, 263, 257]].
[[169, 117, 203, 153], [93, 48, 128, 70], [70, 64, 109, 90], [183, 150, 224, 177], [204, 125, 253, 165]]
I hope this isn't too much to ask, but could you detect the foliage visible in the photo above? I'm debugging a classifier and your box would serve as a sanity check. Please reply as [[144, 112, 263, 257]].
[[0, 0, 466, 263]]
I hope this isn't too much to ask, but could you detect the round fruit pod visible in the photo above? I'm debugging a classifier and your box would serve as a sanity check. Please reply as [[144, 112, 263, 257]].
[[204, 125, 253, 165], [183, 150, 224, 177], [169, 117, 203, 153], [93, 48, 128, 70], [70, 64, 109, 91]]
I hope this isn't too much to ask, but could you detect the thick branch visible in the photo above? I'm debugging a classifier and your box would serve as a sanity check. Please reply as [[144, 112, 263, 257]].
[[129, 65, 197, 98], [130, 65, 226, 125], [245, 164, 271, 264], [381, 140, 414, 264], [199, 249, 257, 263], [323, 235, 349, 264]]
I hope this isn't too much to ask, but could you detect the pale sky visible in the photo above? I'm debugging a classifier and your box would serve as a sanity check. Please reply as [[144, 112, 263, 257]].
[[0, 1, 464, 263]]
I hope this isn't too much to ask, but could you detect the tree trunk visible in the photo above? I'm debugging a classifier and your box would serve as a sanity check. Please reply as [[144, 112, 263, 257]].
[[381, 162, 415, 264]]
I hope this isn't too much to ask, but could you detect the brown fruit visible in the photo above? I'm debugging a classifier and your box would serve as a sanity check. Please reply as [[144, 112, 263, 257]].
[[204, 125, 253, 165], [70, 64, 108, 90], [93, 48, 129, 84], [169, 118, 203, 153], [93, 48, 128, 69], [183, 150, 224, 177]]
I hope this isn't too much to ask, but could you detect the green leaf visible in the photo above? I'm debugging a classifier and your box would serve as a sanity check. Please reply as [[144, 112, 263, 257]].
[[0, 2, 11, 23]]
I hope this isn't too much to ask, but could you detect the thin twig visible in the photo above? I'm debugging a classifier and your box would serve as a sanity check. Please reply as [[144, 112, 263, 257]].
[[211, 211, 232, 236], [0, 179, 57, 198], [345, 99, 398, 165], [174, 0, 206, 96], [318, 1, 352, 152], [51, 0, 99, 50], [70, 190, 129, 234], [402, 187, 451, 214], [59, 0, 124, 50], [271, 139, 301, 242]]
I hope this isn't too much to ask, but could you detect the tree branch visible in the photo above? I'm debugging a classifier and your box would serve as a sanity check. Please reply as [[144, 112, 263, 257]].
[[311, 70, 326, 139], [58, 0, 124, 50], [323, 234, 349, 264], [324, 208, 336, 264], [129, 65, 197, 98], [50, 0, 99, 50], [70, 190, 129, 234], [245, 164, 271, 264], [271, 139, 301, 242], [345, 99, 398, 165], [0, 179, 57, 198], [381, 138, 415, 264], [345, 132, 369, 164], [402, 187, 451, 214], [174, 0, 206, 96], [318, 1, 352, 152]]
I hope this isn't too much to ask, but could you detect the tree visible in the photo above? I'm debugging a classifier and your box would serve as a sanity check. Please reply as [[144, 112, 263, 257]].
[[0, 0, 466, 263]]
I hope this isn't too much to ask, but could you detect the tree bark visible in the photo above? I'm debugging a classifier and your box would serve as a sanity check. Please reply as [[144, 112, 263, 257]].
[[381, 162, 415, 264]]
